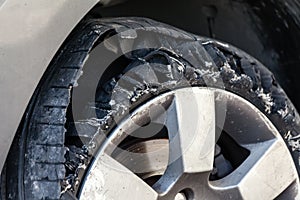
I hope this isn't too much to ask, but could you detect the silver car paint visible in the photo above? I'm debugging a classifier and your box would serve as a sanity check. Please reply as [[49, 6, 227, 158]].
[[0, 0, 105, 172]]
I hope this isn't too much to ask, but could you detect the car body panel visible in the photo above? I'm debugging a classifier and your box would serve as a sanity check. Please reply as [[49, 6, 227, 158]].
[[0, 0, 103, 171]]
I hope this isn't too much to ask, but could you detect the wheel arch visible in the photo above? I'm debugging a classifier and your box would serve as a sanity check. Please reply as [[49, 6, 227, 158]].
[[0, 0, 123, 172]]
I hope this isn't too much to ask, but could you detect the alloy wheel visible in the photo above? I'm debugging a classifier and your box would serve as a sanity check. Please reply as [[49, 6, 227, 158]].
[[79, 87, 299, 199]]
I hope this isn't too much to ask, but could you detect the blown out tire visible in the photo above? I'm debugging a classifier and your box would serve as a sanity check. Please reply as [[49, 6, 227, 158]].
[[2, 17, 300, 199]]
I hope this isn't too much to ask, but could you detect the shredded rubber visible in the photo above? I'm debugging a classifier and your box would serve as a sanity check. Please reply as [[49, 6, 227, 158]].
[[4, 17, 300, 199]]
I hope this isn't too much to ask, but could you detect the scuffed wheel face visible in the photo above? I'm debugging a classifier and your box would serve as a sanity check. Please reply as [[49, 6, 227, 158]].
[[79, 88, 299, 200]]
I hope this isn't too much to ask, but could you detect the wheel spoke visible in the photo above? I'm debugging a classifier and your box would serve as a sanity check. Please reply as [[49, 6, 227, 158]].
[[211, 139, 298, 199], [153, 88, 216, 193], [80, 153, 158, 200], [169, 88, 216, 174]]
